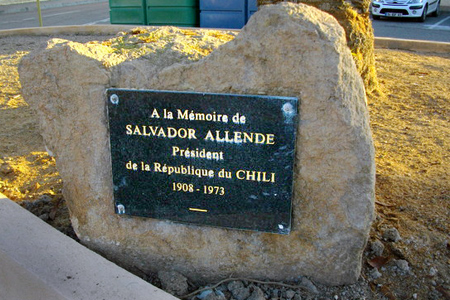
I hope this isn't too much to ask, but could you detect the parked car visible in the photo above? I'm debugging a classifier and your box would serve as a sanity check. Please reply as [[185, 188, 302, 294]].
[[371, 0, 441, 22]]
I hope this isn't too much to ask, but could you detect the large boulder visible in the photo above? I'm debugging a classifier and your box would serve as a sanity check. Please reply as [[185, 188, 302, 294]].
[[19, 3, 375, 286]]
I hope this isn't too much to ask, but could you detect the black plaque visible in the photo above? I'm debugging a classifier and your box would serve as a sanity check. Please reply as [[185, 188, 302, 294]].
[[107, 89, 298, 234]]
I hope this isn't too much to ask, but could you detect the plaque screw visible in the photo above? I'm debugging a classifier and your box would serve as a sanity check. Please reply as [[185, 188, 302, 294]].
[[282, 103, 294, 115], [110, 94, 119, 105], [116, 204, 125, 214]]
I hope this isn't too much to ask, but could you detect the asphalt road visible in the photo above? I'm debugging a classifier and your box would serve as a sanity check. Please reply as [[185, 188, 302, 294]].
[[0, 2, 110, 30], [0, 1, 449, 43], [372, 12, 450, 42]]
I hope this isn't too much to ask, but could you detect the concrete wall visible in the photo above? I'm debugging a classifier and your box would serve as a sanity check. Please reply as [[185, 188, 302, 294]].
[[442, 0, 450, 10]]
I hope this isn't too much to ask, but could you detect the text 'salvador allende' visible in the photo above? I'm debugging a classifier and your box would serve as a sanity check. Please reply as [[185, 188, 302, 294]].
[[124, 108, 276, 186]]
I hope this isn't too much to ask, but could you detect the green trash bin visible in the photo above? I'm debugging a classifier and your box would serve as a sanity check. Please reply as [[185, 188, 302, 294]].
[[147, 0, 199, 27], [110, 0, 146, 25]]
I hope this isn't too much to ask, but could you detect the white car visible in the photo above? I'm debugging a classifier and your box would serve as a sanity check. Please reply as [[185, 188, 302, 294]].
[[371, 0, 441, 22]]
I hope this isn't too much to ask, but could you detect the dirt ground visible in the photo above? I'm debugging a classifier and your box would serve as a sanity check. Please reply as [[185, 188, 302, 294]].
[[0, 34, 448, 299]]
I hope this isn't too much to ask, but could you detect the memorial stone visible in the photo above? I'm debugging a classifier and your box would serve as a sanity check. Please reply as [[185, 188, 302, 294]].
[[19, 3, 375, 286]]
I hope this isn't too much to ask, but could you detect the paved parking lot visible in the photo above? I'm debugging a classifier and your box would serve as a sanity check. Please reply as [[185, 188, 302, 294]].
[[424, 12, 450, 29], [0, 2, 110, 30], [372, 11, 450, 42]]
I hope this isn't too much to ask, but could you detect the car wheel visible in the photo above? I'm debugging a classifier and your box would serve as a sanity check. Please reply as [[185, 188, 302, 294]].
[[373, 15, 381, 20], [431, 0, 441, 17], [418, 5, 427, 22]]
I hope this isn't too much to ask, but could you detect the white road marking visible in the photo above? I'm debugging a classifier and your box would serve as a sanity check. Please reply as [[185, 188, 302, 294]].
[[1, 10, 80, 24], [0, 19, 28, 24], [43, 10, 81, 18], [82, 18, 110, 25], [426, 16, 450, 29], [425, 25, 450, 30]]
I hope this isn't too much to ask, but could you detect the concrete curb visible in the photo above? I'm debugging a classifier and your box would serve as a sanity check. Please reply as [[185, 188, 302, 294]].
[[375, 37, 450, 53], [0, 24, 138, 36], [0, 25, 449, 53], [0, 193, 178, 300]]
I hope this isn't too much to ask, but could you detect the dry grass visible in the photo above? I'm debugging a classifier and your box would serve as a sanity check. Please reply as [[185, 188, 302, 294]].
[[366, 49, 449, 299]]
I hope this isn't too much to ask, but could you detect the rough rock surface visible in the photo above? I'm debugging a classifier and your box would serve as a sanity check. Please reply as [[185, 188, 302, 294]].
[[19, 3, 375, 286], [157, 270, 189, 296], [258, 0, 378, 93]]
